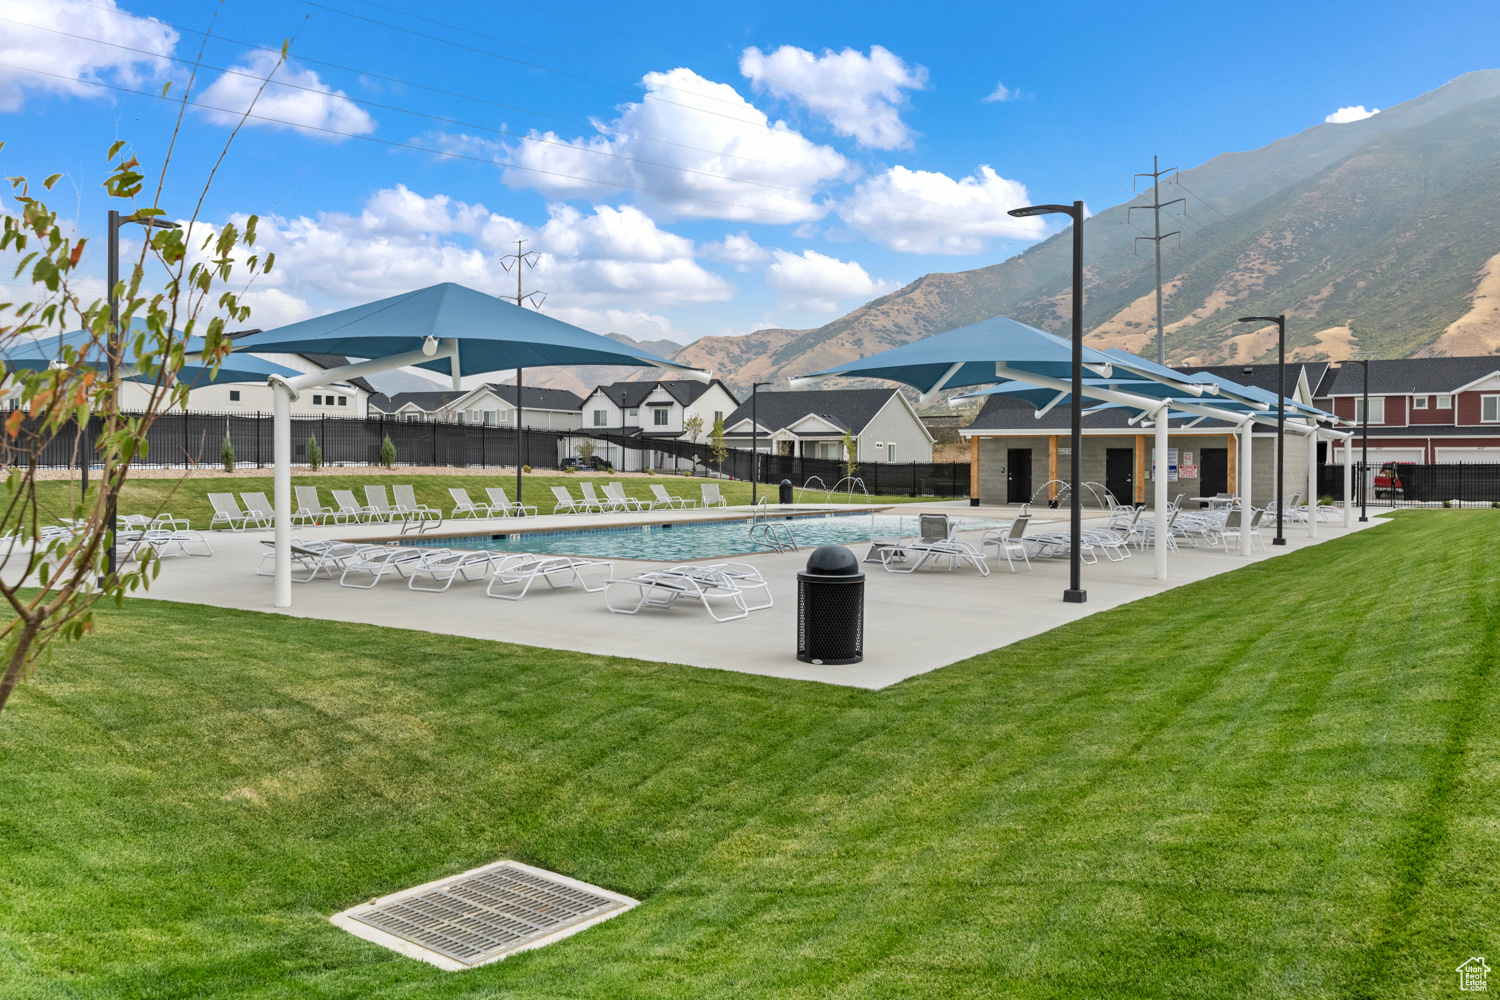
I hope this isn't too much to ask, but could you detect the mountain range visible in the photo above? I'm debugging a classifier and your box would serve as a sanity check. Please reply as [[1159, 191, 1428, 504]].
[[523, 69, 1500, 399]]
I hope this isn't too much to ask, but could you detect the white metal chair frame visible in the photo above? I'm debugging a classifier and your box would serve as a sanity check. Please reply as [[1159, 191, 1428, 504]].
[[486, 554, 615, 600]]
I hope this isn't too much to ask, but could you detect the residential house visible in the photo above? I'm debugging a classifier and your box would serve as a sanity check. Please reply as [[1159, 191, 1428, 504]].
[[1310, 356, 1500, 464], [367, 384, 584, 429], [722, 389, 933, 464], [117, 351, 375, 418], [576, 379, 740, 471]]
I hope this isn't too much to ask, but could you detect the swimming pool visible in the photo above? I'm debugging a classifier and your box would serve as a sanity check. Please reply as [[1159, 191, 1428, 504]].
[[403, 512, 1006, 562]]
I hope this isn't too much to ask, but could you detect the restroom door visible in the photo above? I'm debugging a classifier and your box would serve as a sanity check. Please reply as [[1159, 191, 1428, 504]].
[[1105, 448, 1134, 506], [1007, 449, 1032, 504]]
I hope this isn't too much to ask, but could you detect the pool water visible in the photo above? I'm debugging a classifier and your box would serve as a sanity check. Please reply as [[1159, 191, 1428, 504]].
[[406, 513, 1007, 562]]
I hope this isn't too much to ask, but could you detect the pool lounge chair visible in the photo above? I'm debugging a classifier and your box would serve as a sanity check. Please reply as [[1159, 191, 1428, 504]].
[[581, 481, 624, 512], [701, 483, 727, 508], [863, 514, 909, 564], [257, 538, 385, 581], [448, 487, 498, 518], [604, 563, 763, 622], [980, 515, 1032, 572], [364, 485, 401, 522], [549, 486, 589, 515], [392, 485, 443, 523], [121, 527, 213, 560], [648, 484, 697, 510], [240, 492, 275, 526], [329, 489, 378, 524], [486, 554, 614, 600], [603, 482, 648, 511], [208, 492, 263, 531], [486, 487, 538, 517], [879, 514, 989, 576], [293, 486, 335, 526], [406, 550, 498, 592], [338, 545, 433, 588]]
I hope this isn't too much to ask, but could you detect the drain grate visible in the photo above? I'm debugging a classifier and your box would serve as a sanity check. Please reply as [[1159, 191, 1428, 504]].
[[331, 860, 637, 970]]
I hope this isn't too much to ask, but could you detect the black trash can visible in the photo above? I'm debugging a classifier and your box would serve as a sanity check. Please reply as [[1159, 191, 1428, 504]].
[[797, 544, 864, 664], [779, 479, 794, 504]]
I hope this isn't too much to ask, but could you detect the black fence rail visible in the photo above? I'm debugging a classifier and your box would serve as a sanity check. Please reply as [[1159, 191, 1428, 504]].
[[17, 414, 973, 496], [1315, 462, 1500, 508]]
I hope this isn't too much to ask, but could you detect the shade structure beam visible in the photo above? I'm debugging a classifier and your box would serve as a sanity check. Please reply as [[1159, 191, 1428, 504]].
[[918, 361, 965, 405]]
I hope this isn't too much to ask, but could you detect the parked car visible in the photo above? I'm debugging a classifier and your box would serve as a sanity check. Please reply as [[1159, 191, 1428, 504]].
[[560, 455, 614, 472], [1374, 462, 1410, 499]]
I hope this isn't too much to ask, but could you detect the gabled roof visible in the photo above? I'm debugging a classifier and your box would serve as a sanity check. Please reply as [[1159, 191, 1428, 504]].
[[584, 379, 735, 409], [1317, 356, 1500, 395], [367, 390, 467, 413], [476, 383, 583, 410], [1176, 363, 1326, 401], [722, 388, 903, 436]]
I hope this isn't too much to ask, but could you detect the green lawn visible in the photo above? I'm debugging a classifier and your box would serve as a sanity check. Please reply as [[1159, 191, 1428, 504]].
[[29, 472, 928, 531], [0, 511, 1494, 998]]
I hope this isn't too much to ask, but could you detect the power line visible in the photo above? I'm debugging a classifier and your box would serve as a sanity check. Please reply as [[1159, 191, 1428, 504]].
[[1129, 155, 1184, 365]]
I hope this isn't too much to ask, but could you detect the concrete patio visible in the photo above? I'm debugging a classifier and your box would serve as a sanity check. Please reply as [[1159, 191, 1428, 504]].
[[136, 502, 1390, 690]]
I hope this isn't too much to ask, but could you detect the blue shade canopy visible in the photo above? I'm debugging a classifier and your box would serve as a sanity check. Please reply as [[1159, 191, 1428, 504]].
[[0, 325, 299, 384], [235, 282, 703, 378], [955, 376, 1340, 423], [791, 316, 1119, 396]]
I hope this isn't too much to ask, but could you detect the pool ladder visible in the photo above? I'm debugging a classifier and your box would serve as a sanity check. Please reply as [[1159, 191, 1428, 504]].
[[749, 498, 798, 552]]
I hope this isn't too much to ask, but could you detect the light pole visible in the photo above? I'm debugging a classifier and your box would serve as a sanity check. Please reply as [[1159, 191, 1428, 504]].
[[1010, 200, 1086, 603], [1353, 351, 1373, 521], [750, 381, 773, 504], [1237, 314, 1287, 546], [106, 209, 180, 579]]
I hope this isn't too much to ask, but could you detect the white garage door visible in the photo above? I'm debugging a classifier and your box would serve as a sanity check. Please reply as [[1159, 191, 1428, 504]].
[[1435, 447, 1500, 463], [1329, 447, 1424, 465]]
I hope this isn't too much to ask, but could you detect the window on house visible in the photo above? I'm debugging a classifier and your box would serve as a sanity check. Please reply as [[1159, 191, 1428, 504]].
[[337, 396, 347, 406], [1354, 397, 1385, 423], [653, 408, 669, 426], [713, 410, 723, 424], [887, 443, 896, 462], [312, 394, 323, 405], [626, 407, 639, 420], [499, 409, 511, 423], [1413, 396, 1429, 409], [469, 409, 481, 424], [1483, 395, 1500, 423], [593, 409, 608, 427], [1438, 394, 1453, 408], [483, 410, 497, 426], [229, 390, 241, 402]]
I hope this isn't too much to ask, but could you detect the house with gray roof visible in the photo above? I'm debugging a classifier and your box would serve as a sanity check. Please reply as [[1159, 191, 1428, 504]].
[[1310, 356, 1500, 463], [578, 379, 740, 471], [722, 388, 932, 464], [368, 384, 584, 429]]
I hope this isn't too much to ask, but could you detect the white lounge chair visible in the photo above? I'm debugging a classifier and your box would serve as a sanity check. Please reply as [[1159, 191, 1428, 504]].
[[549, 486, 588, 514], [364, 485, 399, 522], [293, 486, 335, 526], [338, 546, 433, 588], [485, 487, 538, 518], [449, 487, 498, 518], [880, 514, 989, 575], [257, 538, 385, 581], [863, 514, 909, 564], [121, 527, 213, 560], [240, 492, 275, 526], [208, 492, 260, 531], [406, 550, 497, 592], [486, 554, 614, 600], [603, 482, 648, 511], [980, 515, 1032, 572], [581, 481, 623, 512], [330, 489, 377, 524], [604, 562, 765, 622], [701, 483, 727, 508], [392, 485, 442, 522], [649, 484, 696, 509]]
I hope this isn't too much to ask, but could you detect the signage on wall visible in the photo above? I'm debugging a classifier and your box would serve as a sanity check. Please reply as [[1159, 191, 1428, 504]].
[[1150, 447, 1179, 482]]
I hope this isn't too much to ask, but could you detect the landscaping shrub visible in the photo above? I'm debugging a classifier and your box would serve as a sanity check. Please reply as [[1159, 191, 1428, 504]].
[[306, 434, 323, 472], [220, 433, 235, 473], [378, 435, 396, 469], [522, 465, 532, 474]]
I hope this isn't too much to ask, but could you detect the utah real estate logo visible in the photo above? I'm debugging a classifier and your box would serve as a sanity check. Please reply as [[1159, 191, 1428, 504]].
[[1458, 957, 1490, 991]]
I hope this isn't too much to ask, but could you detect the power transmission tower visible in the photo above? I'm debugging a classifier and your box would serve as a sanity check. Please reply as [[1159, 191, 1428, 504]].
[[497, 240, 546, 502], [1128, 155, 1184, 365]]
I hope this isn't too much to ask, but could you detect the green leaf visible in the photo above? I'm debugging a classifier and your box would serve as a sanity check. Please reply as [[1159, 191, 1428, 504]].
[[107, 140, 126, 160], [42, 173, 62, 190]]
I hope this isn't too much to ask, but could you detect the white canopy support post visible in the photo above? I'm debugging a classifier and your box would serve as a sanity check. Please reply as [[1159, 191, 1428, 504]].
[[1343, 433, 1353, 527], [447, 338, 461, 390], [1155, 401, 1170, 581], [1034, 389, 1069, 420], [1238, 415, 1255, 556], [918, 361, 965, 405], [1306, 425, 1318, 539], [272, 376, 294, 607]]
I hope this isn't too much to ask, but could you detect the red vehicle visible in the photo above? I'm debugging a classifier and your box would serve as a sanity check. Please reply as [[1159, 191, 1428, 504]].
[[1374, 462, 1409, 499]]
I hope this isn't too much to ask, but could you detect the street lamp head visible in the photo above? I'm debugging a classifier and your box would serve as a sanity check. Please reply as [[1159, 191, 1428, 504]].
[[125, 213, 181, 231], [1236, 316, 1279, 324], [1009, 204, 1076, 219]]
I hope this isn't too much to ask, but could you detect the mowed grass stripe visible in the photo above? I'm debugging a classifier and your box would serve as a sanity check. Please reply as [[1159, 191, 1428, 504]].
[[0, 511, 1496, 999]]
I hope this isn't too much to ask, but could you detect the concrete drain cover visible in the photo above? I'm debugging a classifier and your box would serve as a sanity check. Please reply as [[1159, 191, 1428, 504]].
[[331, 860, 637, 970]]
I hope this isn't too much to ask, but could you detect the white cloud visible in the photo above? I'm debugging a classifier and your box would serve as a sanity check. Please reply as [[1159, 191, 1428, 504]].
[[1324, 104, 1379, 124], [765, 248, 893, 313], [193, 187, 730, 342], [495, 67, 850, 223], [0, 0, 176, 112], [197, 50, 374, 137], [739, 44, 927, 149], [702, 232, 769, 269], [546, 307, 678, 340], [983, 81, 1016, 102], [836, 164, 1046, 254]]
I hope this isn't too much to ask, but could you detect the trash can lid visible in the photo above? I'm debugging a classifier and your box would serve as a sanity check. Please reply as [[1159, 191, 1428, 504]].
[[804, 543, 860, 576]]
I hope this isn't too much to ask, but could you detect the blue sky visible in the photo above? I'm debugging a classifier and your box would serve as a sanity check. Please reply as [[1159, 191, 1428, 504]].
[[4, 0, 1499, 362]]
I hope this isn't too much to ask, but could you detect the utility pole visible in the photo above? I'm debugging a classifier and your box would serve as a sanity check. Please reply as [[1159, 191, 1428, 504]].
[[499, 240, 546, 504], [1128, 156, 1184, 366]]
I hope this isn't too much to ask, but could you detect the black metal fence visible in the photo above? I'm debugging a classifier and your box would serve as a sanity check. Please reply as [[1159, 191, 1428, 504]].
[[1316, 462, 1500, 508], [20, 414, 973, 496]]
